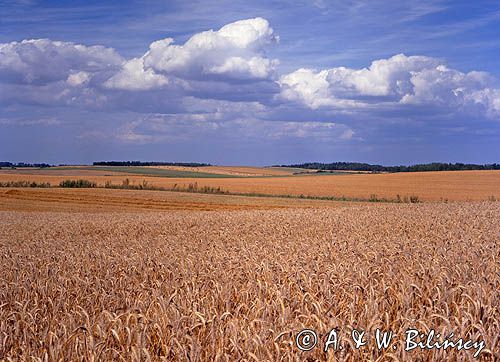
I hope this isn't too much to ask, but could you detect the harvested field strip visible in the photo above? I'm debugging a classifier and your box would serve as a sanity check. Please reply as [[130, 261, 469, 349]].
[[0, 182, 410, 203], [0, 188, 343, 212], [0, 189, 285, 211]]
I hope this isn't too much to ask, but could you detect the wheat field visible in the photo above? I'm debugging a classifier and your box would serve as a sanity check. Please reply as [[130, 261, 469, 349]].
[[1, 199, 498, 361]]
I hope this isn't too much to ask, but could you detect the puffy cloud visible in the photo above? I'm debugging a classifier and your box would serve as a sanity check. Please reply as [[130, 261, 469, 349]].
[[141, 17, 278, 82], [208, 56, 278, 79], [278, 54, 500, 117], [330, 54, 438, 97], [0, 80, 109, 108], [67, 71, 91, 86], [466, 88, 500, 117], [400, 65, 493, 107], [0, 39, 123, 110], [104, 18, 278, 91], [0, 39, 123, 85], [104, 58, 169, 91], [279, 54, 439, 108], [217, 17, 278, 48], [278, 68, 362, 109]]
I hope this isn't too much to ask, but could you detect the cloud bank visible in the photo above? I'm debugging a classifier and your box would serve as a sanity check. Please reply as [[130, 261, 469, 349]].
[[0, 17, 499, 154], [278, 54, 500, 117], [0, 39, 122, 85]]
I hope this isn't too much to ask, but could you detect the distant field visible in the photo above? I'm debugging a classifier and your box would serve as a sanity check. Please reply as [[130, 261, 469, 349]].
[[0, 187, 345, 212], [46, 166, 240, 178], [266, 166, 318, 174], [1, 169, 498, 201], [149, 165, 300, 176], [1, 165, 312, 177]]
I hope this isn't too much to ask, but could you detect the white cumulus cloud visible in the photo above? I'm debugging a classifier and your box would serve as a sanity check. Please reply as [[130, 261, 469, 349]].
[[67, 71, 91, 86], [144, 17, 278, 80], [105, 17, 279, 91], [0, 39, 123, 85], [104, 58, 169, 91], [279, 54, 500, 117]]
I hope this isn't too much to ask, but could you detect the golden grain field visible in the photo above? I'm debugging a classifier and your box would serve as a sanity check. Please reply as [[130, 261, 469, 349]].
[[0, 199, 498, 361], [1, 169, 499, 201]]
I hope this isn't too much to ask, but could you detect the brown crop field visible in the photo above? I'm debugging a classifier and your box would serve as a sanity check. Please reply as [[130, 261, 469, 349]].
[[0, 201, 498, 361], [0, 187, 345, 213], [1, 169, 499, 201]]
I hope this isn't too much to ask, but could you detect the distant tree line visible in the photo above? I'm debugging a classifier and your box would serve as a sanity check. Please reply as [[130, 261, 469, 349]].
[[277, 162, 500, 173], [93, 161, 211, 167], [0, 162, 52, 168]]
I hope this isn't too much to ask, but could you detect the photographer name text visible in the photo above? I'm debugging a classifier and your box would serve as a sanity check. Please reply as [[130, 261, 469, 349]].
[[295, 328, 485, 358]]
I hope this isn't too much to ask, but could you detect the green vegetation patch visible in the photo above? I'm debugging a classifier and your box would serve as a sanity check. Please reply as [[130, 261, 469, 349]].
[[60, 179, 97, 188], [52, 166, 241, 178]]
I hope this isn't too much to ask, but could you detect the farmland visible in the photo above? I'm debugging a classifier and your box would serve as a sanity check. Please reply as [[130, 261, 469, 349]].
[[144, 165, 303, 177], [0, 166, 499, 360], [4, 166, 241, 178], [0, 200, 498, 360], [0, 167, 499, 201], [0, 187, 345, 213]]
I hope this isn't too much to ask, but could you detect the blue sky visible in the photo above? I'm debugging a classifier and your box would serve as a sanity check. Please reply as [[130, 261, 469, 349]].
[[1, 0, 499, 165]]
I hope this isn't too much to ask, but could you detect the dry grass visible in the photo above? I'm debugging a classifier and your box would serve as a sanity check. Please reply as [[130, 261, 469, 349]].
[[1, 169, 499, 201], [0, 201, 498, 361]]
